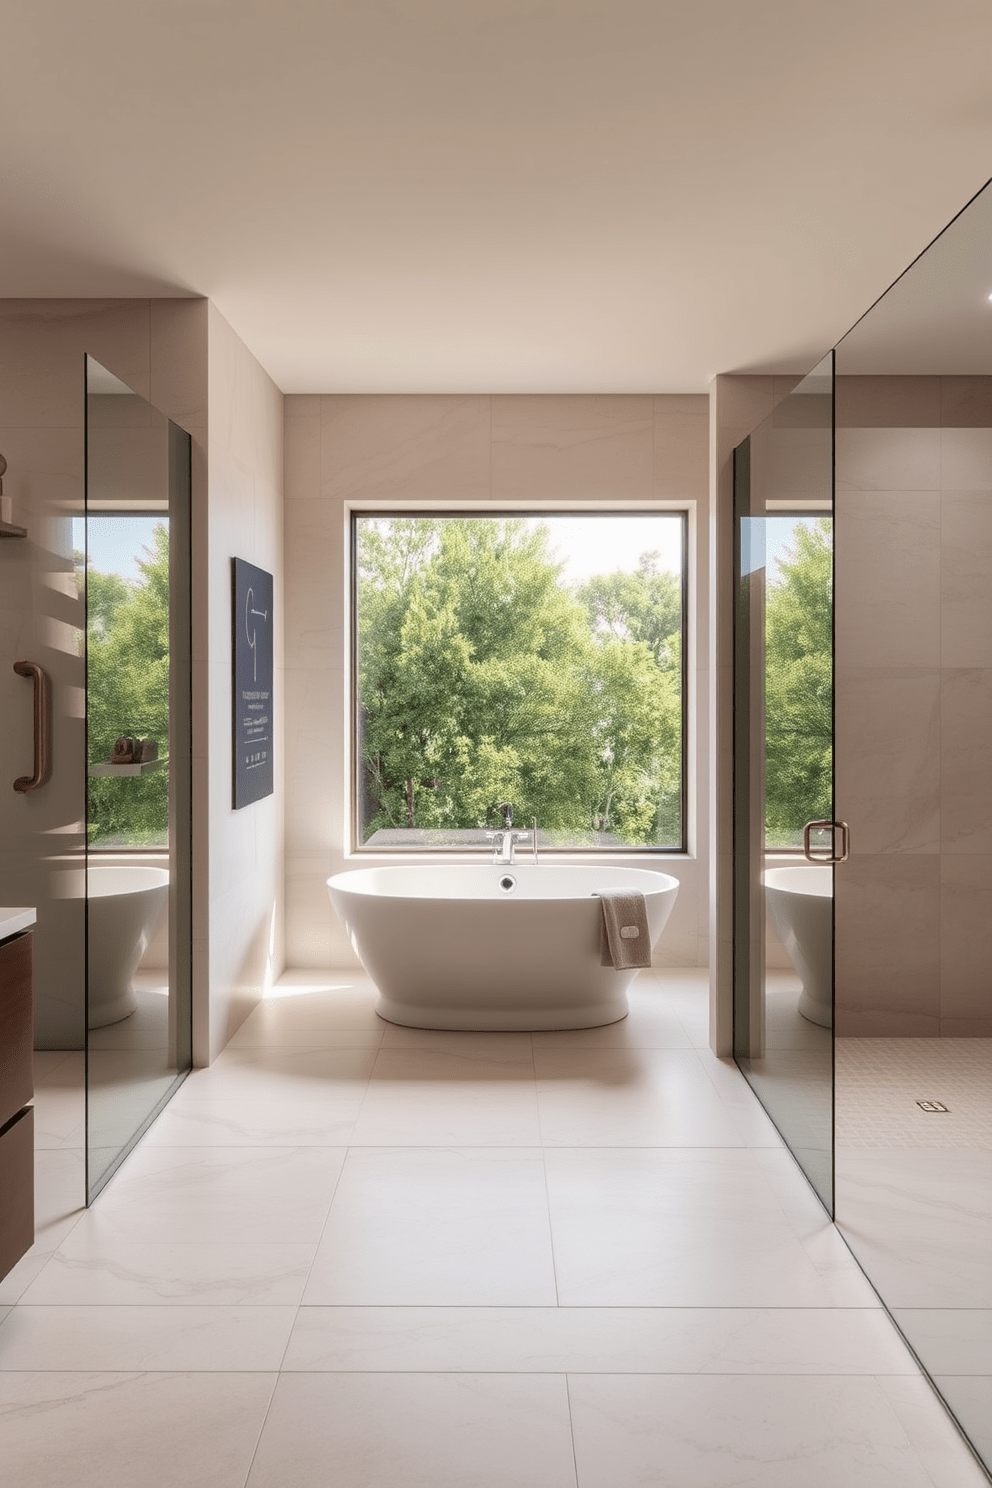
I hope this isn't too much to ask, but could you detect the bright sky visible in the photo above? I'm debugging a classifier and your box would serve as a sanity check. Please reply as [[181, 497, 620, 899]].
[[742, 515, 827, 584], [74, 512, 684, 588], [532, 514, 682, 585], [72, 515, 168, 581]]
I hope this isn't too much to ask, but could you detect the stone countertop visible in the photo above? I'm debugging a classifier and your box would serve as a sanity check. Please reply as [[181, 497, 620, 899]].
[[0, 909, 37, 941]]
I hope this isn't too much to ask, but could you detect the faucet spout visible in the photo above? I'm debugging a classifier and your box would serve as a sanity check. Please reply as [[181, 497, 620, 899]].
[[492, 830, 514, 864]]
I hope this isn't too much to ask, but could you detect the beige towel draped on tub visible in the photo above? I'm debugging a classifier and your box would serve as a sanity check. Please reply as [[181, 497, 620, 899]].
[[596, 888, 651, 969]]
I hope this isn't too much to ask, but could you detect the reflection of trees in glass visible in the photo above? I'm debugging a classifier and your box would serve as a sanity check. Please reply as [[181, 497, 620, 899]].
[[764, 518, 832, 846], [82, 523, 170, 846], [357, 518, 683, 846]]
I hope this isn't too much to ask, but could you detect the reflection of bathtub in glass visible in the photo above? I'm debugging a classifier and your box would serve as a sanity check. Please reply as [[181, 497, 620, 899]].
[[763, 865, 832, 1028], [87, 866, 169, 1028]]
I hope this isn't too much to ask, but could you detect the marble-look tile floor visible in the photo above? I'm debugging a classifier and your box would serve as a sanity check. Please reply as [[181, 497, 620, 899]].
[[836, 1036, 992, 1470], [1, 969, 989, 1487]]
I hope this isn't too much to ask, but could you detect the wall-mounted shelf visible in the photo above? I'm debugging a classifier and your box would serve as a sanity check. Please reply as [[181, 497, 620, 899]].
[[0, 521, 27, 541], [89, 757, 167, 778]]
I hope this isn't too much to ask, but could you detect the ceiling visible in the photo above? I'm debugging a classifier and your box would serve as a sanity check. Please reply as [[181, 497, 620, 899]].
[[1, 1, 990, 393], [837, 180, 992, 374]]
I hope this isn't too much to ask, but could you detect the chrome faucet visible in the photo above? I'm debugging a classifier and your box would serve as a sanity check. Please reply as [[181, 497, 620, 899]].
[[486, 803, 527, 864]]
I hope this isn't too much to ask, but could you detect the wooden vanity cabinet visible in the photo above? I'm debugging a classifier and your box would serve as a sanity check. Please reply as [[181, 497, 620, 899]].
[[0, 930, 34, 1280]]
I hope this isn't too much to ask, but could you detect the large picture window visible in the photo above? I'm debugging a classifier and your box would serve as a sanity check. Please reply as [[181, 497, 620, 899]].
[[353, 512, 687, 851]]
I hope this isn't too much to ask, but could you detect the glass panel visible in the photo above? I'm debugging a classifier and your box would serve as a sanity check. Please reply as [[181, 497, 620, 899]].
[[833, 180, 992, 1473], [353, 512, 687, 851], [733, 353, 835, 1213], [0, 362, 86, 1212], [84, 358, 192, 1201]]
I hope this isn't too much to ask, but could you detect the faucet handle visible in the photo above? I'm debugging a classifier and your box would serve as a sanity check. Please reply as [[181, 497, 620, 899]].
[[499, 803, 513, 829]]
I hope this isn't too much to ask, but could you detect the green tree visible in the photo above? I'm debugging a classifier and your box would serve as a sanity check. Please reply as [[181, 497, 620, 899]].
[[84, 523, 170, 846], [576, 551, 682, 669], [357, 517, 682, 845], [763, 518, 833, 845]]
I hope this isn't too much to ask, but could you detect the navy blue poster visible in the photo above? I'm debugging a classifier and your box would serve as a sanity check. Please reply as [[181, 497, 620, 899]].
[[233, 558, 274, 809]]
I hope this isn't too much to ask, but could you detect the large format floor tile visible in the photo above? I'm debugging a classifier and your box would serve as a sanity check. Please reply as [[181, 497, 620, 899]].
[[282, 1304, 920, 1376], [19, 1235, 316, 1306], [567, 1373, 946, 1488], [352, 1048, 543, 1145], [142, 1048, 376, 1146], [245, 1372, 578, 1488], [877, 1374, 992, 1488], [0, 1372, 277, 1488], [303, 1147, 558, 1305], [533, 1047, 748, 1147], [544, 1147, 843, 1307], [837, 1148, 992, 1307], [0, 1303, 296, 1372], [72, 1145, 346, 1244]]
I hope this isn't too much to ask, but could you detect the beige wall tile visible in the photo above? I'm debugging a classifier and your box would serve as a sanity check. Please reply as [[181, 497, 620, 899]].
[[940, 491, 992, 667], [835, 376, 940, 429], [835, 668, 940, 855], [653, 402, 708, 499], [284, 669, 339, 855], [940, 428, 992, 489], [835, 427, 941, 492], [321, 395, 491, 504], [755, 425, 833, 505], [287, 852, 340, 967], [284, 498, 346, 673], [940, 855, 992, 1033], [652, 858, 700, 967], [284, 413, 321, 502], [835, 491, 940, 668], [492, 395, 652, 502], [835, 854, 940, 1036], [653, 394, 708, 417], [286, 394, 321, 418], [940, 376, 992, 429], [72, 302, 153, 404], [149, 299, 208, 435], [941, 669, 992, 853]]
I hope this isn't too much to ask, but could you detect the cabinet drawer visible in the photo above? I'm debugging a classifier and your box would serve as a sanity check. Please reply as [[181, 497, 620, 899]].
[[0, 932, 33, 1130], [0, 1106, 34, 1281]]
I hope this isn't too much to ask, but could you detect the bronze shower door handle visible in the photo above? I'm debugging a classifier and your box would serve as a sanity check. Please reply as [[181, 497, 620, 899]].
[[13, 660, 50, 792], [802, 819, 850, 864]]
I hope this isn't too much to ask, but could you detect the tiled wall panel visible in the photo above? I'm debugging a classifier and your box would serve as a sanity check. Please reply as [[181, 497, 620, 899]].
[[835, 375, 992, 1036]]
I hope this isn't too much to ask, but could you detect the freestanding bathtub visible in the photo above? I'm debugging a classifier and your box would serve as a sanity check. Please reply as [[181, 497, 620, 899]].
[[87, 865, 169, 1028], [763, 864, 832, 1028], [327, 864, 680, 1030]]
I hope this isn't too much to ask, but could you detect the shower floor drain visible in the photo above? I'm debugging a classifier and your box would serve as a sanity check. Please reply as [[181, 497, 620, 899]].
[[916, 1100, 950, 1113]]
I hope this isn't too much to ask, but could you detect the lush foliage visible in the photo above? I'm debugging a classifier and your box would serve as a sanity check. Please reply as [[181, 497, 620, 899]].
[[763, 518, 833, 845], [357, 518, 683, 846], [83, 523, 170, 846]]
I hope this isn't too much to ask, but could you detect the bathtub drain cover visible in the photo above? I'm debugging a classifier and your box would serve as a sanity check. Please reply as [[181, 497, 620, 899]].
[[916, 1100, 949, 1113]]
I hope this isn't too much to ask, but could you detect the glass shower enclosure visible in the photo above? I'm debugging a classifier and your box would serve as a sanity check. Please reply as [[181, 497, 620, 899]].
[[733, 353, 836, 1214], [733, 180, 992, 1477], [83, 357, 193, 1201]]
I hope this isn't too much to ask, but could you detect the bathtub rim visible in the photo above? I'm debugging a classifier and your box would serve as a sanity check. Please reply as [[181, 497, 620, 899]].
[[328, 862, 680, 903]]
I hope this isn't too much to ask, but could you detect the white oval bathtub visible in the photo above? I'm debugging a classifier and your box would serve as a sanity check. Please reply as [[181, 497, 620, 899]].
[[327, 864, 680, 1030], [763, 864, 832, 1028], [87, 865, 169, 1028]]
